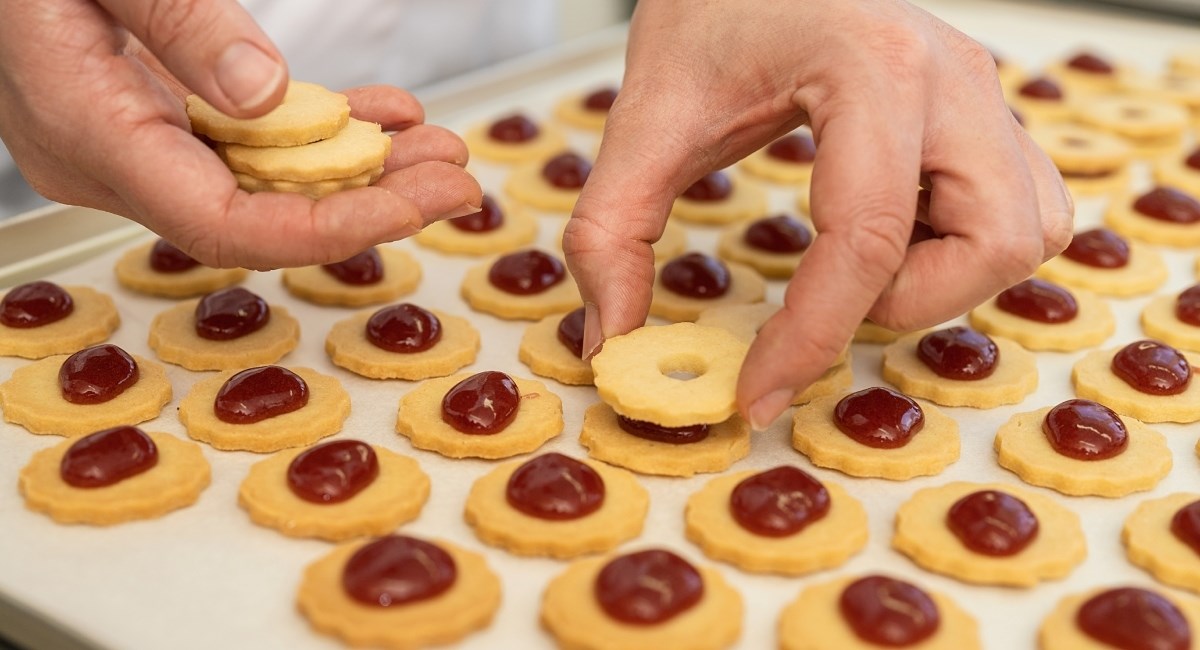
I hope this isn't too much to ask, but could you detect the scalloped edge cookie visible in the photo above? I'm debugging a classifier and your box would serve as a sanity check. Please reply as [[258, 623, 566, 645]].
[[881, 330, 1038, 408], [113, 240, 248, 298], [517, 311, 594, 386], [1038, 586, 1200, 649], [578, 402, 750, 477], [1123, 492, 1200, 593], [147, 298, 300, 371], [414, 196, 538, 256], [460, 251, 582, 320], [1072, 345, 1200, 423], [968, 284, 1115, 351], [325, 307, 479, 380], [281, 247, 421, 307], [669, 174, 768, 226], [463, 117, 569, 163], [0, 286, 120, 359], [649, 258, 766, 323], [1036, 238, 1167, 297]]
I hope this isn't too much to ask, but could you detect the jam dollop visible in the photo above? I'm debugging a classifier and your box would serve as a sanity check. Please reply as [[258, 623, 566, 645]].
[[149, 239, 200, 273], [1132, 187, 1200, 224], [366, 303, 442, 353], [660, 252, 731, 299], [1076, 587, 1191, 650], [1111, 340, 1191, 396], [322, 248, 384, 286], [58, 344, 140, 405], [441, 371, 520, 435], [833, 387, 925, 449], [488, 249, 566, 295], [194, 287, 270, 341], [487, 113, 539, 143], [766, 133, 817, 164], [287, 439, 379, 504], [1067, 52, 1115, 74], [682, 172, 733, 202], [542, 152, 591, 190], [616, 415, 710, 444], [505, 452, 605, 520], [995, 278, 1078, 324], [946, 490, 1039, 556], [1062, 228, 1130, 269], [743, 215, 813, 254], [556, 306, 586, 358], [583, 87, 618, 111], [0, 281, 74, 328], [1171, 500, 1200, 556], [839, 575, 940, 647], [1042, 399, 1128, 461], [1019, 77, 1064, 100], [594, 550, 704, 625], [1176, 285, 1200, 327], [729, 466, 830, 537], [916, 327, 999, 381], [449, 194, 504, 233], [213, 365, 309, 424], [342, 535, 457, 607], [60, 426, 158, 488], [1186, 147, 1200, 172]]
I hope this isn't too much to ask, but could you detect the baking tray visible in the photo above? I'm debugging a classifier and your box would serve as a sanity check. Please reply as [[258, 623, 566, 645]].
[[1, 2, 1200, 649]]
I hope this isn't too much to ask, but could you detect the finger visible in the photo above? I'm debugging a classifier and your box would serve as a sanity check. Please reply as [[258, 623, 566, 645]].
[[385, 124, 470, 170], [1011, 122, 1074, 260], [343, 86, 425, 130]]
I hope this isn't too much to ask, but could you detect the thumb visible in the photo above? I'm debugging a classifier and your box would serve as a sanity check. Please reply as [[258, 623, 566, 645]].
[[98, 0, 287, 117]]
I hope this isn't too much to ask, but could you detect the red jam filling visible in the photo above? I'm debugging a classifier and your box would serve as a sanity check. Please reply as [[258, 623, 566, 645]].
[[1042, 399, 1128, 461], [449, 194, 504, 233], [542, 152, 592, 190], [833, 387, 925, 449], [1111, 340, 1192, 396], [1062, 228, 1130, 269], [915, 327, 999, 381], [1076, 588, 1191, 650], [488, 249, 566, 295], [583, 87, 618, 111], [594, 550, 703, 625], [1067, 52, 1115, 74], [1171, 500, 1200, 556], [505, 452, 605, 521], [0, 281, 74, 328], [729, 466, 830, 537], [1132, 187, 1200, 224], [616, 415, 710, 444], [1018, 77, 1064, 100], [60, 426, 158, 488], [682, 171, 733, 202], [839, 575, 940, 647], [194, 287, 270, 341], [322, 248, 384, 286], [995, 278, 1079, 324], [766, 133, 817, 164], [213, 366, 309, 424], [342, 535, 457, 607], [946, 490, 1039, 556], [743, 214, 813, 254], [149, 239, 200, 273], [1177, 285, 1200, 327], [287, 439, 379, 504], [1186, 147, 1200, 172], [58, 344, 139, 405], [556, 306, 586, 358], [660, 252, 731, 299], [441, 371, 520, 435], [366, 303, 442, 353], [487, 113, 539, 143]]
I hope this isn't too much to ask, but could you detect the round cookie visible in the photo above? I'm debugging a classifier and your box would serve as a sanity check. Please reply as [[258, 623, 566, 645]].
[[579, 402, 750, 477], [669, 172, 768, 226], [1043, 51, 1126, 96], [1039, 586, 1200, 650], [715, 214, 812, 278], [553, 87, 615, 131], [462, 113, 569, 163], [186, 80, 350, 147], [853, 319, 906, 344], [649, 254, 767, 323], [147, 291, 300, 371], [1155, 147, 1200, 197], [233, 166, 383, 199], [114, 239, 248, 298], [1036, 231, 1167, 297], [517, 308, 594, 386], [219, 118, 391, 182], [967, 280, 1114, 351], [0, 283, 120, 359], [325, 305, 479, 380], [460, 249, 582, 320], [281, 247, 421, 307], [1124, 492, 1200, 593], [738, 131, 816, 185], [504, 151, 591, 213], [1072, 342, 1200, 423], [1006, 75, 1074, 125], [1171, 46, 1200, 76], [1026, 122, 1132, 197], [1106, 187, 1200, 248], [1142, 288, 1200, 352], [414, 195, 538, 256], [1076, 95, 1189, 157], [880, 328, 1038, 408]]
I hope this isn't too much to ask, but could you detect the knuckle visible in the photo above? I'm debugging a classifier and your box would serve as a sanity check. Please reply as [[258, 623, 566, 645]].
[[1042, 208, 1074, 259], [985, 231, 1043, 283], [864, 23, 932, 75], [143, 0, 205, 50], [842, 208, 912, 273]]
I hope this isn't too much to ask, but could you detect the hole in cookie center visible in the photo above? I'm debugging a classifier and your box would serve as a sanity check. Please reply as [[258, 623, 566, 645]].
[[658, 354, 709, 382]]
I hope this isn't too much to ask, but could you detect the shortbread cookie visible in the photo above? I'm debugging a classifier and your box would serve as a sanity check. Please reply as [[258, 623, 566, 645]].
[[233, 166, 382, 199], [778, 575, 981, 650], [504, 151, 591, 212], [238, 441, 429, 541], [187, 80, 350, 147], [1076, 95, 1189, 156], [853, 319, 906, 344], [414, 194, 538, 256], [463, 113, 569, 163], [1043, 51, 1125, 95], [685, 467, 868, 575], [460, 249, 582, 320], [464, 453, 648, 557], [892, 481, 1087, 587], [792, 356, 856, 407], [792, 388, 959, 480], [994, 52, 1025, 92], [517, 308, 594, 385], [19, 427, 210, 525], [114, 239, 248, 298], [1154, 146, 1200, 196], [1142, 286, 1200, 351], [1124, 492, 1200, 593], [282, 247, 420, 307], [967, 278, 1114, 351], [1036, 228, 1167, 297], [553, 86, 617, 131], [1106, 186, 1200, 247], [298, 535, 501, 650], [219, 118, 391, 181], [395, 371, 563, 459], [325, 304, 479, 380], [716, 214, 812, 278], [0, 282, 119, 359], [649, 253, 766, 323], [1026, 122, 1132, 197], [1007, 76, 1073, 124], [881, 327, 1038, 408], [179, 366, 350, 452], [0, 345, 172, 436], [579, 402, 750, 477], [739, 131, 816, 185], [1072, 341, 1200, 423], [995, 400, 1170, 497], [669, 171, 768, 225], [1039, 586, 1200, 650], [1124, 72, 1200, 123], [540, 549, 742, 650], [1171, 46, 1200, 76], [147, 287, 300, 371]]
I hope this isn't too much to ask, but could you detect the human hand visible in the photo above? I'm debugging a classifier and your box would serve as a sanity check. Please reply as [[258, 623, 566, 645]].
[[0, 0, 480, 270], [564, 0, 1072, 429]]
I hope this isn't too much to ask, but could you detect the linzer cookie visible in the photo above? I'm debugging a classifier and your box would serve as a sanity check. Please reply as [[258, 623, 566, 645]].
[[147, 287, 300, 371], [1123, 492, 1200, 593], [650, 252, 766, 322], [967, 278, 1115, 351], [518, 307, 594, 385], [1026, 122, 1132, 197], [579, 402, 751, 477], [1106, 186, 1200, 247], [716, 214, 813, 278], [669, 170, 768, 225], [325, 303, 479, 381], [504, 150, 592, 212], [1142, 284, 1200, 352], [1072, 340, 1200, 423], [232, 167, 383, 200], [881, 327, 1038, 408], [739, 131, 816, 185], [187, 81, 350, 147], [1036, 227, 1167, 297], [1043, 50, 1124, 96], [414, 194, 538, 256], [553, 85, 618, 131], [460, 249, 581, 320], [1076, 95, 1189, 157]]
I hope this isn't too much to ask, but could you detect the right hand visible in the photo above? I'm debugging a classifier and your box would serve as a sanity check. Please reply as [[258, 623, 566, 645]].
[[0, 0, 481, 270]]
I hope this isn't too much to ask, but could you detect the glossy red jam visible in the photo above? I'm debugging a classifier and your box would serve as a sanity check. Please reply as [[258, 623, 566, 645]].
[[616, 415, 710, 444], [583, 87, 618, 111], [366, 303, 442, 353], [0, 281, 74, 328], [833, 387, 925, 449], [488, 249, 566, 295], [322, 248, 384, 285], [149, 239, 200, 273], [487, 113, 539, 143], [1171, 500, 1200, 556], [1062, 228, 1130, 268], [1018, 77, 1064, 100], [766, 133, 817, 164], [682, 172, 733, 202], [1076, 588, 1191, 650], [660, 252, 731, 299], [729, 466, 830, 537], [1186, 147, 1200, 172], [1179, 285, 1200, 326], [342, 536, 457, 607], [946, 490, 1039, 556], [449, 194, 504, 233], [58, 344, 139, 405], [743, 215, 813, 254], [213, 366, 309, 424], [839, 575, 940, 647], [1111, 340, 1191, 396], [594, 550, 703, 625], [194, 287, 270, 341], [505, 452, 605, 520], [916, 327, 999, 381], [441, 371, 520, 435], [287, 440, 379, 504], [541, 153, 591, 190], [1042, 399, 1128, 461], [995, 278, 1079, 324], [556, 306, 586, 358], [1067, 52, 1115, 74], [1132, 187, 1200, 224], [60, 426, 158, 488]]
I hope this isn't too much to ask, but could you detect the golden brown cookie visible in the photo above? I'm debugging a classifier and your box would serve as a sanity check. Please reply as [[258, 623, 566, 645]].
[[232, 166, 383, 199], [0, 283, 120, 359], [219, 118, 390, 181], [187, 80, 350, 147], [1006, 75, 1074, 125], [325, 304, 479, 380], [1124, 492, 1200, 593], [1076, 95, 1189, 157], [695, 302, 779, 343], [1026, 122, 1133, 197], [147, 289, 300, 371], [1142, 288, 1200, 352], [967, 279, 1115, 351], [738, 131, 816, 185], [1072, 342, 1200, 423], [1106, 187, 1200, 248], [281, 247, 421, 307], [649, 254, 766, 323], [113, 239, 248, 298], [553, 87, 616, 131], [1155, 147, 1200, 196], [504, 151, 591, 213], [881, 328, 1038, 408], [460, 249, 582, 320], [669, 171, 769, 226], [463, 113, 569, 163], [716, 214, 812, 278], [414, 195, 538, 256], [1039, 586, 1200, 650], [579, 402, 750, 477], [1036, 230, 1167, 297], [853, 319, 906, 344], [1043, 51, 1126, 96], [517, 308, 594, 385]]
